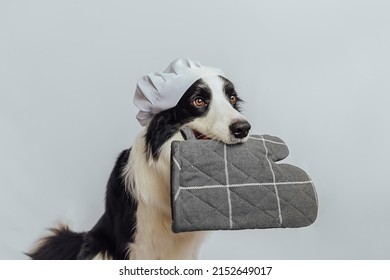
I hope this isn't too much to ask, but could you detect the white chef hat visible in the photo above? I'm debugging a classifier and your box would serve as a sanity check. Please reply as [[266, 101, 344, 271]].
[[133, 58, 226, 126]]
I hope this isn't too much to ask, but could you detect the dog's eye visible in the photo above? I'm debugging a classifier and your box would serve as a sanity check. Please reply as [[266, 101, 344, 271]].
[[192, 98, 207, 107], [230, 95, 237, 105]]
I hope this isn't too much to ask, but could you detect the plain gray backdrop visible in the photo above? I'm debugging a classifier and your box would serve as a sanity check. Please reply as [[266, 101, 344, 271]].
[[1, 0, 389, 259]]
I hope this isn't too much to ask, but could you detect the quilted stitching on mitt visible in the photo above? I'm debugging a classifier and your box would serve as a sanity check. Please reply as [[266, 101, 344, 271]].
[[171, 131, 318, 232]]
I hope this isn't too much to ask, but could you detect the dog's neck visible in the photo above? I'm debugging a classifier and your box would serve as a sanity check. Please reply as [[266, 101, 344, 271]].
[[123, 130, 183, 215]]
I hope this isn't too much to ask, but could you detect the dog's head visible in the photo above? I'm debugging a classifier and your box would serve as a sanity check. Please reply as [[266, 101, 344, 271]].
[[145, 75, 251, 160], [184, 76, 251, 143]]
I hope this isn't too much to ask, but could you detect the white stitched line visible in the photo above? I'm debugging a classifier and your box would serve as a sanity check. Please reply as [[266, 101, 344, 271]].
[[261, 135, 283, 227], [175, 179, 313, 212], [179, 180, 313, 190], [174, 187, 181, 201], [172, 156, 181, 202], [249, 136, 287, 145], [224, 144, 233, 229], [173, 156, 181, 171]]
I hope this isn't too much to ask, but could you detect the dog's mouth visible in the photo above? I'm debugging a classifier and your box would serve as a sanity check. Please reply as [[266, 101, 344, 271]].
[[191, 129, 246, 144], [192, 130, 212, 140], [190, 129, 247, 144]]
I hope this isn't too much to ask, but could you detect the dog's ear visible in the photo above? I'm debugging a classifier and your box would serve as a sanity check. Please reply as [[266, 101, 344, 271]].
[[144, 109, 182, 160]]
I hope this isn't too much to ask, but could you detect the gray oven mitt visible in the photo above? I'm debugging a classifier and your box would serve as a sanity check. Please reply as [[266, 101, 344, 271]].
[[170, 127, 318, 232]]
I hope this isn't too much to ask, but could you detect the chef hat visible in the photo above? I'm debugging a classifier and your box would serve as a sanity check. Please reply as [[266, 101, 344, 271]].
[[133, 58, 226, 126]]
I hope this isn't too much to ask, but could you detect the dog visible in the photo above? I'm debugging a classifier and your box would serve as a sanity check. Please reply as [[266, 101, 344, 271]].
[[27, 75, 251, 259]]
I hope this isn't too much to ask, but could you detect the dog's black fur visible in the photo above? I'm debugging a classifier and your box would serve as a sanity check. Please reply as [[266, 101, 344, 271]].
[[27, 149, 136, 259]]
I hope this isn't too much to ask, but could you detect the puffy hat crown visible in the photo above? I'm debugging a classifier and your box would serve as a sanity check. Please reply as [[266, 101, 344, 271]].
[[133, 58, 225, 126]]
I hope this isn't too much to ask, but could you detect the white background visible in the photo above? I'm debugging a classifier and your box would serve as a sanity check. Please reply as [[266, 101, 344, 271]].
[[1, 0, 389, 259]]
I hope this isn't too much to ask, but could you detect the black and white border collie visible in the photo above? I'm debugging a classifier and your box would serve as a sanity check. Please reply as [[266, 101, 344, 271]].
[[28, 76, 251, 260]]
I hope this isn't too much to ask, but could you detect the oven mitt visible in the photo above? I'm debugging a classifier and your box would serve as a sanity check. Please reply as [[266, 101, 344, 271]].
[[170, 127, 318, 232]]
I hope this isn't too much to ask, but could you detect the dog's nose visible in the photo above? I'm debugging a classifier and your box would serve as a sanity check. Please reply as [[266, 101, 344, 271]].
[[229, 120, 251, 139]]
